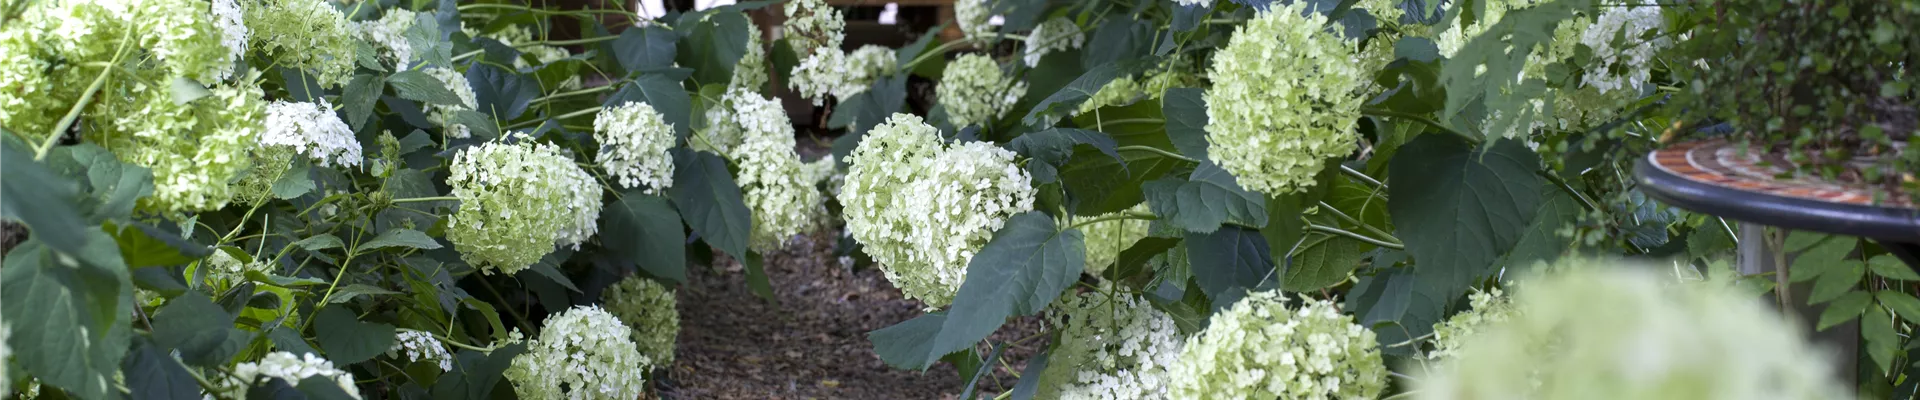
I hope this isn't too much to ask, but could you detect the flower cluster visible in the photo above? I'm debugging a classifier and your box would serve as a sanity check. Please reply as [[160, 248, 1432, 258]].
[[1169, 291, 1387, 400], [600, 276, 681, 367], [212, 0, 248, 71], [424, 66, 480, 139], [505, 305, 650, 400], [213, 352, 363, 399], [1579, 0, 1669, 94], [447, 134, 604, 274], [1, 316, 10, 393], [1077, 76, 1143, 115], [389, 330, 454, 371], [594, 101, 677, 193], [246, 0, 358, 87], [1037, 290, 1185, 400], [1080, 206, 1151, 278], [1023, 18, 1084, 67], [203, 249, 273, 285], [1424, 288, 1517, 361], [1204, 3, 1365, 195], [938, 54, 1027, 129], [1416, 262, 1843, 400], [355, 9, 416, 67], [841, 114, 1035, 308], [703, 89, 823, 251], [954, 0, 994, 44], [96, 78, 267, 213], [732, 25, 768, 92], [263, 99, 363, 168], [790, 45, 897, 105], [782, 0, 844, 56]]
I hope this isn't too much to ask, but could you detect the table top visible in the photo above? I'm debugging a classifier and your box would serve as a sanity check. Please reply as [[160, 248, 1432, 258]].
[[1635, 139, 1920, 241]]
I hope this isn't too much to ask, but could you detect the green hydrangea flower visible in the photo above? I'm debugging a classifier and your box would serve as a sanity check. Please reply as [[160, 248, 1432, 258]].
[[1079, 205, 1151, 278], [447, 134, 604, 274], [782, 0, 844, 56], [95, 76, 267, 213], [423, 66, 480, 139], [731, 24, 768, 92], [791, 44, 897, 106], [938, 54, 1027, 129], [954, 0, 993, 44], [1169, 291, 1387, 400], [1204, 2, 1367, 196], [1023, 18, 1084, 67], [600, 276, 680, 367], [1076, 76, 1144, 115], [505, 305, 649, 400], [1416, 261, 1844, 400], [246, 0, 357, 87], [702, 88, 823, 251], [1424, 288, 1518, 361], [1036, 290, 1185, 399], [355, 9, 416, 67], [594, 101, 677, 194], [840, 113, 1035, 309]]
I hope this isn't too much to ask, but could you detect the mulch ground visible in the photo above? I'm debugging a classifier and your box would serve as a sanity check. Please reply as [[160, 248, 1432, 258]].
[[656, 224, 1046, 400]]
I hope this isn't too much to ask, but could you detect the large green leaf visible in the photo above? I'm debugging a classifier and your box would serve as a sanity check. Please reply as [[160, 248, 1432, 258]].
[[358, 228, 443, 251], [599, 194, 688, 283], [614, 25, 678, 72], [313, 306, 397, 364], [1161, 88, 1210, 160], [1060, 147, 1182, 216], [123, 339, 203, 400], [429, 344, 528, 400], [2, 234, 133, 399], [1080, 17, 1153, 73], [1186, 225, 1278, 310], [1345, 262, 1451, 356], [1007, 128, 1122, 183], [466, 64, 540, 120], [1502, 186, 1581, 265], [743, 251, 776, 301], [668, 150, 752, 258], [869, 312, 949, 369], [112, 222, 209, 268], [1389, 135, 1542, 291], [1, 139, 89, 255], [1142, 162, 1268, 233], [388, 69, 467, 106], [674, 11, 750, 87], [608, 74, 694, 141], [343, 74, 386, 131], [62, 143, 154, 222], [1022, 61, 1145, 128], [1284, 234, 1368, 292], [271, 158, 315, 200], [151, 293, 236, 363], [875, 212, 1085, 370], [826, 73, 909, 136]]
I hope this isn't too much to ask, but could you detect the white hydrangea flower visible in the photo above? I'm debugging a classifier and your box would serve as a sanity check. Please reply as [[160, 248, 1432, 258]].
[[213, 352, 362, 399], [203, 249, 273, 284], [954, 0, 994, 44], [594, 101, 676, 193], [1416, 262, 1844, 400], [1023, 18, 1084, 67], [1169, 291, 1387, 400], [702, 89, 822, 251], [263, 99, 363, 168], [1080, 205, 1151, 278], [731, 24, 769, 92], [790, 45, 898, 106], [388, 330, 454, 371], [423, 66, 480, 139], [246, 0, 358, 87], [447, 134, 604, 274], [1, 316, 10, 393], [1037, 290, 1185, 400], [1579, 0, 1669, 94], [938, 54, 1027, 129], [842, 113, 1035, 308], [1170, 0, 1210, 8], [100, 78, 267, 213], [355, 9, 416, 67], [211, 0, 248, 69], [505, 305, 650, 400], [600, 276, 680, 367], [1204, 3, 1365, 195], [783, 0, 845, 56], [1424, 288, 1517, 361]]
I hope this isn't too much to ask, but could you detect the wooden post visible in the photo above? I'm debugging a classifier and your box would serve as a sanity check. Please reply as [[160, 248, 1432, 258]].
[[1742, 224, 1858, 392]]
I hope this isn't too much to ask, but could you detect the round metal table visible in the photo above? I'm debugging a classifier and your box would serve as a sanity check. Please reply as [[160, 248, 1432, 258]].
[[1635, 139, 1920, 266]]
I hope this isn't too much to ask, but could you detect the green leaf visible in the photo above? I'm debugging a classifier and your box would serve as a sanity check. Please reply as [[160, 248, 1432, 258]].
[[1686, 220, 1738, 261], [608, 74, 694, 140], [1869, 255, 1919, 280], [246, 270, 330, 287], [169, 76, 213, 105], [112, 222, 210, 268], [1007, 349, 1050, 400], [1, 139, 89, 255], [1161, 88, 1210, 160], [1143, 162, 1268, 233], [452, 110, 500, 139], [600, 194, 688, 284], [343, 74, 386, 131], [1021, 60, 1144, 127], [466, 64, 540, 120], [1187, 226, 1277, 310], [957, 343, 1006, 400], [123, 339, 203, 400], [674, 11, 750, 87], [406, 13, 452, 67], [1806, 261, 1864, 304], [313, 306, 397, 364], [1109, 237, 1180, 282], [151, 292, 236, 364], [327, 283, 400, 304], [1284, 234, 1367, 292], [358, 228, 443, 251], [524, 259, 582, 293], [3, 235, 134, 399], [894, 212, 1084, 370], [270, 158, 315, 200], [743, 250, 776, 302], [826, 74, 909, 136], [668, 150, 752, 258], [1389, 135, 1542, 291], [1007, 128, 1122, 183], [1877, 291, 1920, 321], [614, 24, 678, 72], [67, 143, 154, 222], [1502, 185, 1580, 265], [1439, 0, 1587, 138], [869, 312, 949, 369], [1865, 305, 1899, 374], [430, 344, 528, 400], [1060, 147, 1182, 216], [1819, 290, 1871, 331], [389, 69, 467, 106], [298, 376, 361, 400], [1079, 17, 1152, 73], [1788, 233, 1856, 283], [293, 234, 346, 251]]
